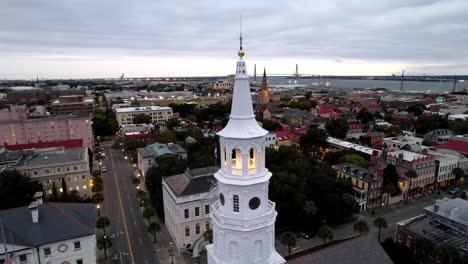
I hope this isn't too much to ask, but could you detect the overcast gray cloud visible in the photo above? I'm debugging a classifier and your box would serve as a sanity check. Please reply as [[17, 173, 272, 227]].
[[1, 0, 467, 78]]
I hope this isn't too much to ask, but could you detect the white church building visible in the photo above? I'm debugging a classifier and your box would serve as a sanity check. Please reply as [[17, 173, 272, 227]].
[[206, 38, 285, 264]]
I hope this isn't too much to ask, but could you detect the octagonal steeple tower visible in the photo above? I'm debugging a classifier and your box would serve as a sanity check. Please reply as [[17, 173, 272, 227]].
[[206, 33, 285, 264]]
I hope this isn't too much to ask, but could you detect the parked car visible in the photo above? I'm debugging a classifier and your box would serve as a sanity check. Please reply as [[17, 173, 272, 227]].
[[449, 188, 461, 195], [102, 166, 107, 173]]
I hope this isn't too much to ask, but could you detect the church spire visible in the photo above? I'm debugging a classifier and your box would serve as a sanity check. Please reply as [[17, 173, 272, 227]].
[[238, 17, 245, 58], [217, 30, 267, 139]]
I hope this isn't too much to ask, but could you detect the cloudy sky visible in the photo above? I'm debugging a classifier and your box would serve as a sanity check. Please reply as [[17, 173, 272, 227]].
[[1, 0, 467, 79]]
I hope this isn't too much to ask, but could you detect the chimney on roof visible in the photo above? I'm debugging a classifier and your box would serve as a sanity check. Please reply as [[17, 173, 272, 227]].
[[29, 201, 39, 223], [34, 191, 43, 205], [398, 153, 404, 164], [434, 200, 440, 212]]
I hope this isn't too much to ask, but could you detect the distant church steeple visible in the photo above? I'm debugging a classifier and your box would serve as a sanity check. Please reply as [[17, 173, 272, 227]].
[[260, 67, 269, 105]]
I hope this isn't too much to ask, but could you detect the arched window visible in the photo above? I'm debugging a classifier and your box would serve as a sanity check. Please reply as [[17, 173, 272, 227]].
[[249, 148, 256, 168], [233, 195, 239, 212], [231, 149, 241, 168]]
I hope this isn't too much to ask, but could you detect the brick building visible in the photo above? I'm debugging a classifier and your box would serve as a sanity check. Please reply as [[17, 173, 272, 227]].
[[0, 105, 93, 149], [370, 149, 436, 201]]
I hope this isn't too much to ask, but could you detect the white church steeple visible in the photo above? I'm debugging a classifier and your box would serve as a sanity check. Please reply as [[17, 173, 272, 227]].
[[206, 30, 285, 264]]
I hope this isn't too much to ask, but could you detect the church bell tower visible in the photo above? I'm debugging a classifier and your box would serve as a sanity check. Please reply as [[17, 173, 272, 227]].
[[206, 32, 285, 264]]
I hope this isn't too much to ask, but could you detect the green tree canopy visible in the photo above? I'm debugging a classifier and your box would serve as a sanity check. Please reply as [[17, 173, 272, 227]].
[[405, 170, 419, 204], [373, 216, 388, 242], [300, 126, 328, 158], [143, 208, 156, 225], [92, 193, 104, 204], [317, 225, 334, 244], [325, 118, 349, 139], [415, 115, 449, 134], [145, 156, 186, 219], [148, 222, 161, 242], [97, 235, 112, 260], [0, 170, 43, 210], [157, 131, 177, 143], [132, 114, 152, 124], [353, 220, 369, 235], [338, 154, 369, 168], [280, 232, 297, 255], [204, 228, 213, 243], [96, 216, 110, 231], [382, 164, 401, 195]]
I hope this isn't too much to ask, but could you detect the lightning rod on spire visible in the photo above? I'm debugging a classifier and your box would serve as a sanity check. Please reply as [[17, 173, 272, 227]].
[[240, 15, 243, 50]]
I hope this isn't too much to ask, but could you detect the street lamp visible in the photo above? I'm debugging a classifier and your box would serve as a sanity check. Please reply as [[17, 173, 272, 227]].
[[96, 204, 101, 217], [168, 242, 174, 264]]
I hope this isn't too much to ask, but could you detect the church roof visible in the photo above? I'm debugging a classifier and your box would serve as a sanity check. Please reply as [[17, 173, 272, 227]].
[[164, 166, 218, 197]]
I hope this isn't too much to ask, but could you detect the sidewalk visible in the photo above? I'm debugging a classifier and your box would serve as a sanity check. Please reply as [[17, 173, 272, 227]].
[[150, 214, 187, 264]]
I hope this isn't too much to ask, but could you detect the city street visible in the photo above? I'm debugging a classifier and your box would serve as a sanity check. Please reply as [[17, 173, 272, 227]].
[[101, 144, 159, 264], [275, 189, 464, 256]]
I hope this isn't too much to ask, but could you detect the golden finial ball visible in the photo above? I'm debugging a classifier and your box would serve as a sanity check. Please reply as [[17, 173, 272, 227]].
[[238, 49, 245, 57]]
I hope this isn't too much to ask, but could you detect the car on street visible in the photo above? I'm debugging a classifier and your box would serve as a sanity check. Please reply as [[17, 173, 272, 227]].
[[102, 166, 107, 173], [449, 188, 461, 195]]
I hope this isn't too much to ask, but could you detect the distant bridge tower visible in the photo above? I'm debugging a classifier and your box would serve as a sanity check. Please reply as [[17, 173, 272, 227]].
[[453, 77, 457, 93], [293, 64, 300, 78], [400, 70, 405, 91]]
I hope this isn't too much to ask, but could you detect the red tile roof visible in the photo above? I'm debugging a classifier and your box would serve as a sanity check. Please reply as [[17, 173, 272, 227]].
[[434, 140, 468, 155], [4, 139, 84, 150]]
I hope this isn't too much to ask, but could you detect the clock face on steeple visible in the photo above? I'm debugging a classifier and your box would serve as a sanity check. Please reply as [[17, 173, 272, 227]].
[[249, 197, 261, 210]]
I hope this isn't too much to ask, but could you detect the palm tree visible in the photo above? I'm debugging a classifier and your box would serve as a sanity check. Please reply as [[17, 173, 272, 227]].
[[96, 216, 110, 236], [383, 183, 396, 209], [204, 228, 213, 243], [342, 193, 356, 219], [92, 193, 104, 204], [132, 177, 141, 185], [373, 216, 388, 242], [139, 196, 150, 208], [148, 222, 161, 242], [353, 220, 369, 235], [91, 181, 103, 193], [317, 226, 334, 244], [143, 208, 155, 225], [405, 170, 419, 205], [452, 167, 464, 186], [97, 235, 112, 260], [303, 200, 318, 216], [280, 232, 297, 256], [136, 190, 147, 201], [410, 237, 433, 261]]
